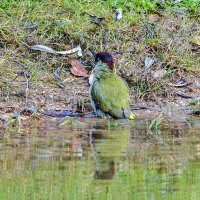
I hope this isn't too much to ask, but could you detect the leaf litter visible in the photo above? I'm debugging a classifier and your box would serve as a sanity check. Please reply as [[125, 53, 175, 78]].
[[23, 43, 83, 57], [69, 59, 88, 78]]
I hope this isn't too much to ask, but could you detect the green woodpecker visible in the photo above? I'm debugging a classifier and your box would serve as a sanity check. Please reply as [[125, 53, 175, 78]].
[[89, 51, 135, 119]]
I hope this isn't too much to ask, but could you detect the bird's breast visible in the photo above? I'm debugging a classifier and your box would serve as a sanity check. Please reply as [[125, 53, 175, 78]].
[[89, 73, 94, 85]]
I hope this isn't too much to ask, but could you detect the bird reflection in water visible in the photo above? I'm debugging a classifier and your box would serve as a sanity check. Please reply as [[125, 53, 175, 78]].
[[90, 121, 131, 179]]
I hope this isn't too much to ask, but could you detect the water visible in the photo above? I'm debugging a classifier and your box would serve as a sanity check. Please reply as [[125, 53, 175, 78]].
[[0, 117, 200, 200]]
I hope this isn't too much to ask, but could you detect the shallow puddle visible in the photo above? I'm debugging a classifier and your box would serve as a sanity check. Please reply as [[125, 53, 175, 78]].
[[0, 117, 200, 199]]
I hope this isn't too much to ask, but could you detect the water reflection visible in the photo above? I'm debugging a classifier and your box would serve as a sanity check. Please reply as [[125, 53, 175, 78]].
[[90, 121, 130, 179], [0, 118, 199, 199]]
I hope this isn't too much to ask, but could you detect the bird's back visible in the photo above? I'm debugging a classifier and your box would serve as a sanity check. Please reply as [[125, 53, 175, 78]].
[[91, 62, 132, 119]]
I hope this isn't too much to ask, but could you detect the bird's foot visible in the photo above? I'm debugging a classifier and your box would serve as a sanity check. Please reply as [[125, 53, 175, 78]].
[[95, 110, 111, 119], [84, 111, 96, 118]]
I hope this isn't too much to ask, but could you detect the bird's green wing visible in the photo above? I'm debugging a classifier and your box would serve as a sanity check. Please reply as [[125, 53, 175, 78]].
[[92, 72, 131, 118], [100, 73, 131, 107], [92, 80, 112, 113]]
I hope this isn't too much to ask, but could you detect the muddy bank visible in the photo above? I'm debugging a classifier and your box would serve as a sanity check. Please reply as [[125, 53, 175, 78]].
[[1, 6, 200, 123]]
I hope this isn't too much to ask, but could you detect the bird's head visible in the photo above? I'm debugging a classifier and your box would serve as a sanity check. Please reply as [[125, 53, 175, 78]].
[[95, 51, 115, 70]]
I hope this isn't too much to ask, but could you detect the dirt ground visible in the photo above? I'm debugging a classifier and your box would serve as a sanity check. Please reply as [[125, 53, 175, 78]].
[[0, 8, 200, 123]]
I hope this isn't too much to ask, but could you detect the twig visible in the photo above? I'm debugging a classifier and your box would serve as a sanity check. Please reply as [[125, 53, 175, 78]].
[[175, 91, 192, 99], [141, 21, 155, 38], [102, 30, 108, 46]]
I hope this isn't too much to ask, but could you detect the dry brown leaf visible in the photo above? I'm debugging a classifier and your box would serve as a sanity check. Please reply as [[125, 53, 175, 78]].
[[70, 59, 88, 77], [148, 14, 160, 22], [192, 36, 200, 46]]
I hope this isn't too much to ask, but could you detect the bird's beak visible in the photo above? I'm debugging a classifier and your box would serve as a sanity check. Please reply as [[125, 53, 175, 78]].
[[88, 48, 97, 60], [88, 48, 97, 68]]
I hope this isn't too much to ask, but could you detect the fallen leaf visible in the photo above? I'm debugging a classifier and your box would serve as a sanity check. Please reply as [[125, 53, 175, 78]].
[[176, 7, 187, 12], [192, 36, 200, 46], [24, 21, 38, 29], [23, 43, 83, 57], [70, 59, 88, 77], [115, 8, 123, 20], [53, 67, 61, 80], [173, 0, 184, 4], [85, 13, 105, 24], [29, 44, 55, 53], [148, 14, 160, 22], [145, 56, 154, 69], [51, 20, 66, 26]]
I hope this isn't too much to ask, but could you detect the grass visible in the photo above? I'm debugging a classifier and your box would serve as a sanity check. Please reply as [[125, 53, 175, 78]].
[[149, 114, 163, 130], [0, 0, 200, 114]]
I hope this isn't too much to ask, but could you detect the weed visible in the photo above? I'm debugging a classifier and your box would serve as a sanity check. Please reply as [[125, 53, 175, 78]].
[[146, 114, 163, 136], [149, 115, 163, 130]]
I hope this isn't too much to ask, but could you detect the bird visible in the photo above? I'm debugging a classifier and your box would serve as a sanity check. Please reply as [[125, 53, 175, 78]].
[[89, 51, 135, 119]]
